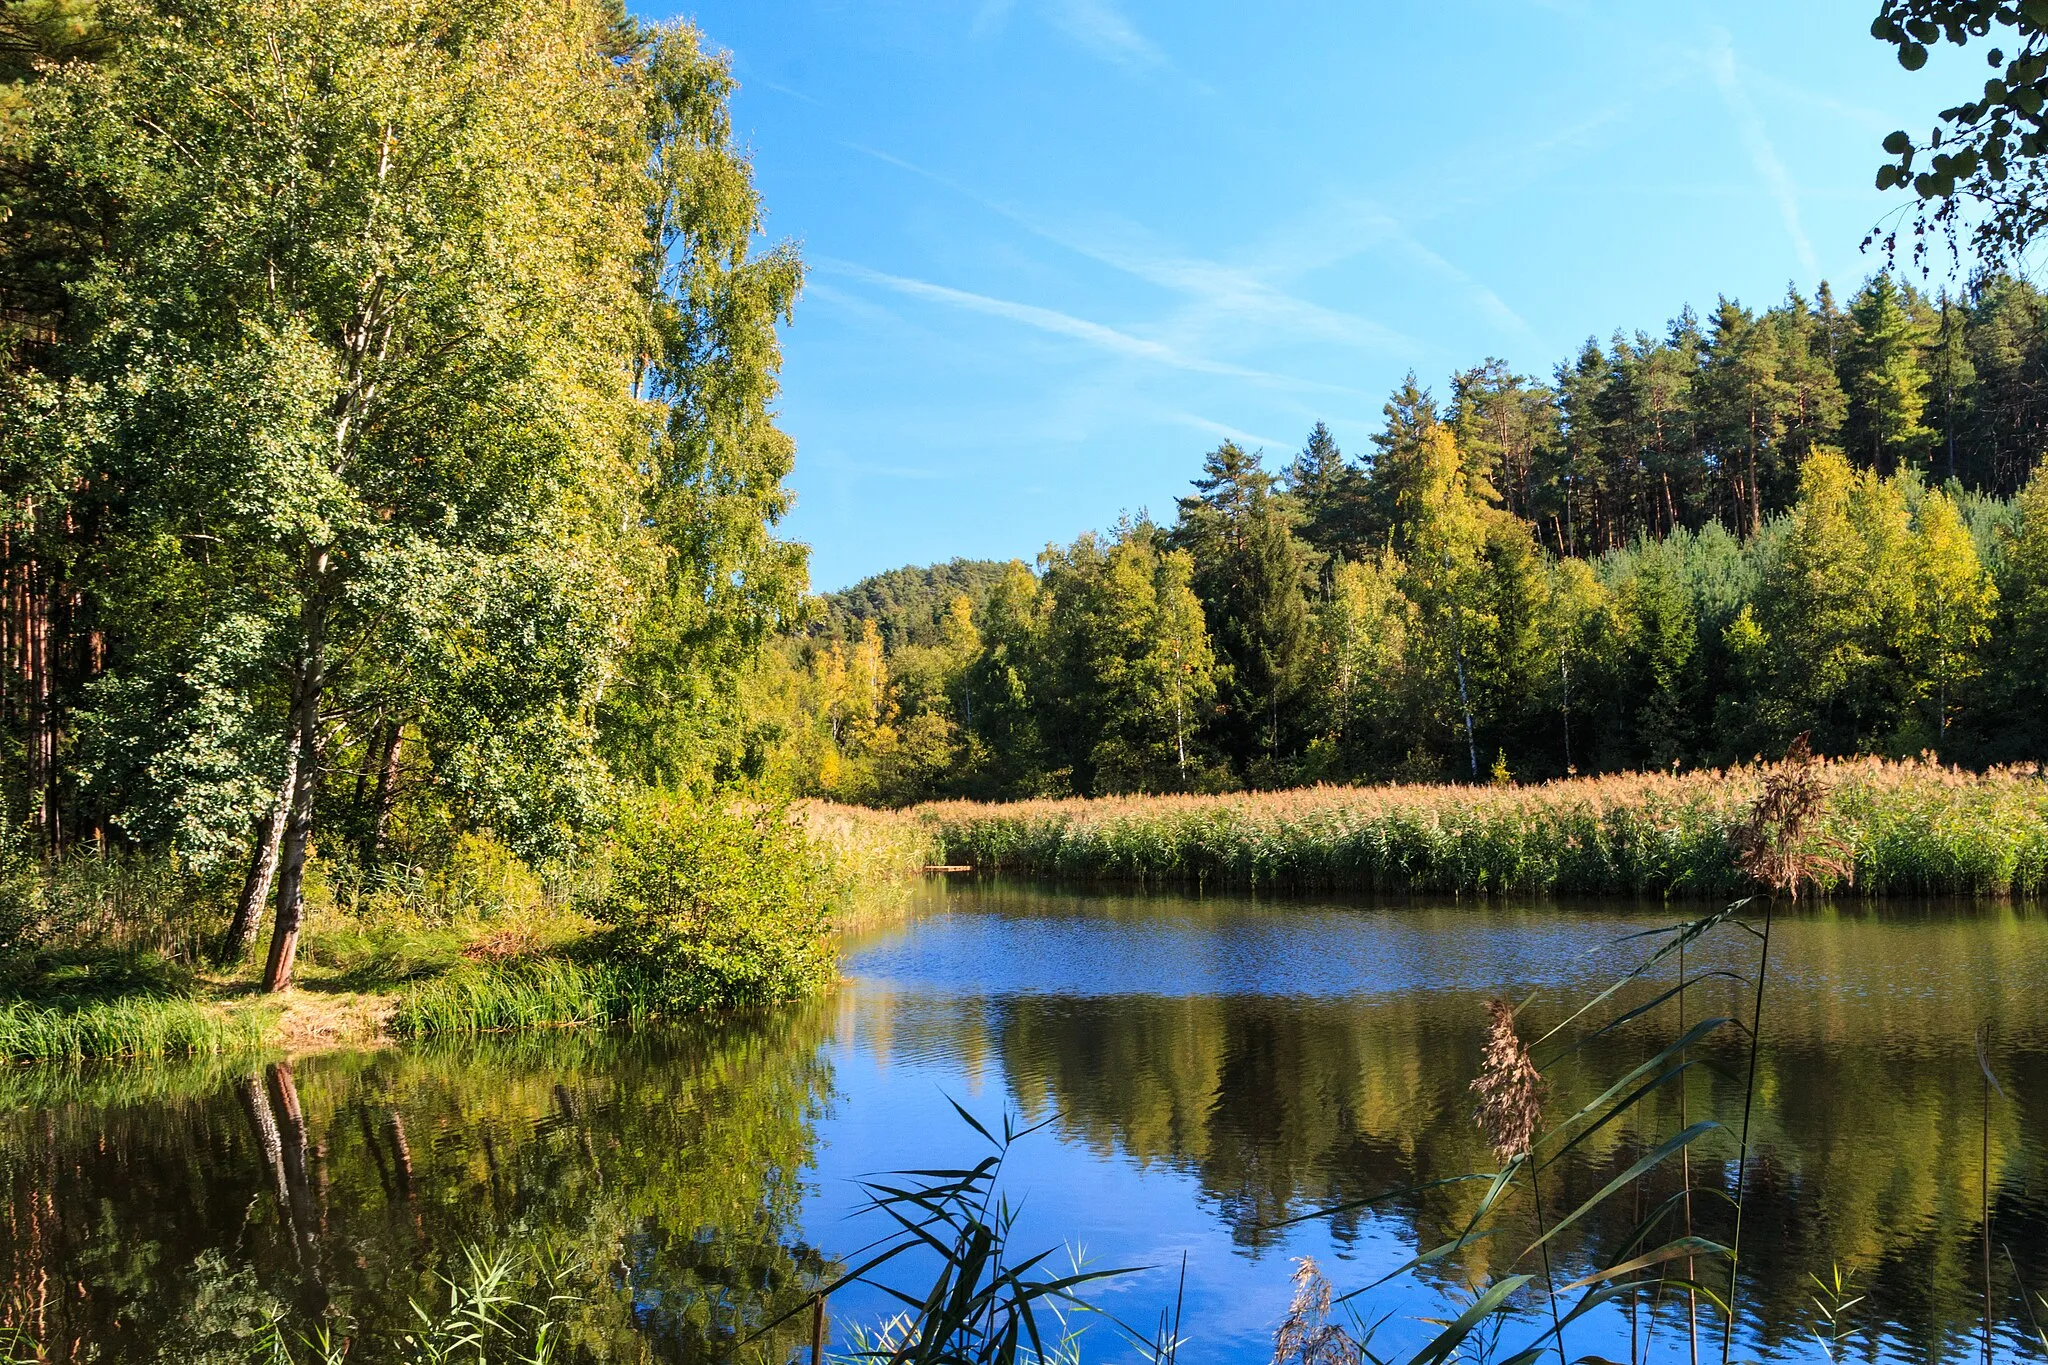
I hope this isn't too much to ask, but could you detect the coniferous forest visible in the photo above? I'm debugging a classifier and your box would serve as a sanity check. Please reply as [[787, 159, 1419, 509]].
[[780, 274, 2048, 803]]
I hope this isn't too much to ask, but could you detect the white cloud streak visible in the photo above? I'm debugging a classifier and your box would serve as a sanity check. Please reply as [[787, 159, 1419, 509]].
[[846, 145, 1418, 355], [1709, 30, 1819, 281], [819, 258, 1356, 393], [1164, 412, 1293, 452], [1046, 0, 1163, 68]]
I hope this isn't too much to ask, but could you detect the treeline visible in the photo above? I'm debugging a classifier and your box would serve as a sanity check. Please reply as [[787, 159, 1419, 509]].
[[773, 277, 2048, 802], [0, 0, 806, 983]]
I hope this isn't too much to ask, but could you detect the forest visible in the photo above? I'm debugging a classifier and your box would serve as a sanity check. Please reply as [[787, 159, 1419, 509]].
[[0, 0, 812, 991], [1, 0, 2046, 990], [6, 1, 2048, 1362], [774, 274, 2048, 803]]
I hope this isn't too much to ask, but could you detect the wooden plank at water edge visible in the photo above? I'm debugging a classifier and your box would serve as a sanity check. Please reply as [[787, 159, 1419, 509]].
[[922, 864, 974, 872]]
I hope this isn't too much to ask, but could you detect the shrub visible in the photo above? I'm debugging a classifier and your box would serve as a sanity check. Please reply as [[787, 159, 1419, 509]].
[[590, 797, 841, 1012], [0, 838, 227, 965]]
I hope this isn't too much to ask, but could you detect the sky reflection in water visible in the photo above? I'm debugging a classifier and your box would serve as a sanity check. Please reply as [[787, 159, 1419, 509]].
[[1, 882, 2045, 1364]]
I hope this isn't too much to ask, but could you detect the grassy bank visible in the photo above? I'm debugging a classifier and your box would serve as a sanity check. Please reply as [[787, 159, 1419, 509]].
[[914, 758, 2048, 896], [0, 994, 274, 1063], [0, 799, 941, 1060]]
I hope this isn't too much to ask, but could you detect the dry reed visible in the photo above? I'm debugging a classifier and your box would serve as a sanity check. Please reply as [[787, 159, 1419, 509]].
[[1471, 999, 1546, 1165], [910, 757, 2048, 897], [1271, 1259, 1360, 1365]]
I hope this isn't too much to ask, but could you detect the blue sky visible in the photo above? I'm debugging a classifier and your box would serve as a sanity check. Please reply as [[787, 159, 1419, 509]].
[[654, 0, 1975, 590]]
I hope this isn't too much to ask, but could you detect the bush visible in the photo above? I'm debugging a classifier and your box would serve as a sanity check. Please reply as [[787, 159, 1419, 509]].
[[590, 797, 841, 1013], [0, 838, 227, 966]]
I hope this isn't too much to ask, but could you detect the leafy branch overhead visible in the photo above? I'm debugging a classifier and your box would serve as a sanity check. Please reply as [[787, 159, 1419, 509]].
[[1872, 0, 2048, 262]]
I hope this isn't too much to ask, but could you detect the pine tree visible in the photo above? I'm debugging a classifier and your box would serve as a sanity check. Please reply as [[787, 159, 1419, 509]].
[[1963, 274, 2048, 494], [1451, 360, 1557, 523], [1698, 298, 1794, 534], [1363, 375, 1443, 546], [1843, 275, 1934, 474], [1813, 280, 1855, 366], [1171, 443, 1312, 776], [1286, 422, 1370, 570], [1985, 459, 2048, 756], [1927, 292, 1976, 484], [1771, 286, 1850, 491], [1615, 546, 1699, 768], [1543, 341, 1615, 554]]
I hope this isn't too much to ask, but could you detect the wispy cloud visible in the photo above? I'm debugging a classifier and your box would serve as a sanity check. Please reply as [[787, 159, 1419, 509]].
[[1046, 0, 1163, 68], [969, 0, 1014, 42], [758, 80, 826, 109], [818, 258, 1356, 393], [846, 145, 1416, 355], [1164, 412, 1293, 452], [1709, 30, 1819, 281]]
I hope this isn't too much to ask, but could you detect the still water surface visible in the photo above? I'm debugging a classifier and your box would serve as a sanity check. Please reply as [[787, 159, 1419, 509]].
[[3, 881, 2046, 1363]]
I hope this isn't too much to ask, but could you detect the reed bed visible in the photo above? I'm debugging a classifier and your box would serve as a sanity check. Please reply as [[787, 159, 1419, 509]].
[[912, 758, 2048, 896], [801, 800, 945, 926], [0, 995, 271, 1063]]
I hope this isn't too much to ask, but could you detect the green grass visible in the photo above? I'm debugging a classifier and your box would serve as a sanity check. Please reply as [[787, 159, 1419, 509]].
[[911, 759, 2048, 897], [388, 956, 645, 1038], [0, 994, 272, 1063]]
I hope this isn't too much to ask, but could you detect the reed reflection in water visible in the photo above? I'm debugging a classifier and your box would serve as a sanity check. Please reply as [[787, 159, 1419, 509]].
[[821, 883, 2048, 1365], [0, 882, 2044, 1364]]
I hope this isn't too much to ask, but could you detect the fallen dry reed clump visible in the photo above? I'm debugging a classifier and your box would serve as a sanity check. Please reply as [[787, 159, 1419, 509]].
[[909, 757, 2048, 897]]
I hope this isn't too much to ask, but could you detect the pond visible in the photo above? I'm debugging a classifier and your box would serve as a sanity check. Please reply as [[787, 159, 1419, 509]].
[[3, 880, 2046, 1364]]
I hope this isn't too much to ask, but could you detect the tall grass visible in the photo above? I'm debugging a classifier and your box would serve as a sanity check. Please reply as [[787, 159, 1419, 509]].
[[388, 957, 644, 1039], [0, 995, 271, 1062], [913, 758, 2048, 897], [803, 800, 946, 926], [0, 840, 230, 964]]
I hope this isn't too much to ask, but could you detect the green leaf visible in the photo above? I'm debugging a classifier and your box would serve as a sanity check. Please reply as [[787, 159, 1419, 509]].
[[1901, 42, 1929, 70], [1407, 1277, 1532, 1365], [1883, 130, 1912, 154]]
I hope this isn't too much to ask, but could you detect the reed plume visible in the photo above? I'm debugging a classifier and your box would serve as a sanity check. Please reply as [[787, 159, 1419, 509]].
[[1725, 735, 1848, 1365], [1732, 735, 1850, 901], [1471, 998, 1545, 1166], [1272, 1258, 1359, 1365]]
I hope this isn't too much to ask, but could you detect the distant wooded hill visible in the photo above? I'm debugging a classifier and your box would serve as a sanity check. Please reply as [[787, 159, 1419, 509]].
[[809, 559, 1014, 651]]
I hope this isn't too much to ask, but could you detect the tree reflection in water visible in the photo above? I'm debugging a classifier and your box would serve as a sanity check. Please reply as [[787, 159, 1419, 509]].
[[841, 885, 2048, 1363], [3, 889, 2047, 1365], [0, 1008, 836, 1363]]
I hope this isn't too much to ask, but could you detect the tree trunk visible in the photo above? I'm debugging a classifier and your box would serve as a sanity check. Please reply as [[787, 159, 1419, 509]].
[[218, 726, 302, 966], [367, 717, 403, 864], [1560, 651, 1574, 774], [23, 555, 56, 851], [1454, 641, 1478, 781], [263, 563, 328, 993]]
